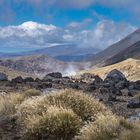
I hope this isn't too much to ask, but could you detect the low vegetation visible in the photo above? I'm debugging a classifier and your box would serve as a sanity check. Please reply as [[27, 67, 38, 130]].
[[22, 88, 41, 97], [23, 106, 82, 140], [0, 89, 140, 140], [0, 93, 25, 117]]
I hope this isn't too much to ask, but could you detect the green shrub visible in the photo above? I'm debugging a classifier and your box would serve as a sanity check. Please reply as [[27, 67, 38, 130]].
[[44, 89, 107, 122], [23, 106, 82, 140]]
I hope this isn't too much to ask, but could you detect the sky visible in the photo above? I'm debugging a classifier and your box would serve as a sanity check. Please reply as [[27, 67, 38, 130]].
[[0, 0, 139, 53]]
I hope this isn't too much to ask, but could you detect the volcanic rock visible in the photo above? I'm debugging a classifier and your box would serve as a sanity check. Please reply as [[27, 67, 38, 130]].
[[0, 73, 8, 81], [127, 99, 140, 108], [11, 76, 23, 83], [104, 69, 128, 90], [24, 77, 34, 83]]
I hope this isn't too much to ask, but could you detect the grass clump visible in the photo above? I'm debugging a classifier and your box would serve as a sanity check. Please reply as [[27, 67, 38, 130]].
[[23, 88, 41, 97], [44, 89, 107, 122], [75, 112, 121, 140], [0, 93, 25, 117], [75, 113, 140, 140], [119, 121, 140, 140], [23, 106, 82, 140], [17, 96, 50, 120]]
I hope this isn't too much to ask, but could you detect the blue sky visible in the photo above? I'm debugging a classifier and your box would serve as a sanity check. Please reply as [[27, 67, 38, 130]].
[[0, 0, 139, 53], [0, 0, 139, 26]]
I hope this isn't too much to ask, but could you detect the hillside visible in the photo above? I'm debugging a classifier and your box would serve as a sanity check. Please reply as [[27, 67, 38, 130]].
[[23, 44, 100, 62], [87, 28, 140, 66], [0, 65, 35, 80], [0, 54, 84, 77], [104, 41, 140, 65], [79, 58, 140, 81]]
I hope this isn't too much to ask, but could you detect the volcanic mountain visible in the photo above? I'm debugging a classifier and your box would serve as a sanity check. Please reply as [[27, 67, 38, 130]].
[[88, 28, 140, 66]]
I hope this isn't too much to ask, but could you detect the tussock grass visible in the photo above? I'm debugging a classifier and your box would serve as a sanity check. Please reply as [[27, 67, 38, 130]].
[[0, 89, 41, 117], [17, 96, 50, 120], [43, 89, 107, 122], [0, 93, 25, 117], [75, 112, 121, 140], [23, 106, 82, 140], [119, 121, 140, 140], [75, 113, 140, 140], [23, 88, 41, 97], [1, 89, 139, 140]]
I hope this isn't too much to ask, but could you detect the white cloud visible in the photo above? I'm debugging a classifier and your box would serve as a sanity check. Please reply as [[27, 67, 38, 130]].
[[0, 20, 136, 52]]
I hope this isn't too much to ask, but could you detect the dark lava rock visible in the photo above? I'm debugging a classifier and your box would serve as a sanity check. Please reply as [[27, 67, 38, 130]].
[[0, 73, 8, 81], [24, 77, 34, 83], [68, 83, 79, 89], [104, 69, 128, 90], [11, 76, 23, 83], [104, 69, 127, 83], [36, 82, 52, 89], [127, 99, 140, 108], [135, 80, 140, 90], [92, 75, 103, 85], [35, 78, 41, 82], [86, 84, 96, 91], [43, 72, 62, 82], [80, 73, 95, 80], [46, 72, 62, 78], [108, 94, 117, 102]]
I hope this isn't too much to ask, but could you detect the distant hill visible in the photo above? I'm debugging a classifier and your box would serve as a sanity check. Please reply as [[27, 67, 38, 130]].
[[0, 65, 35, 80], [0, 54, 85, 77], [23, 44, 100, 62]]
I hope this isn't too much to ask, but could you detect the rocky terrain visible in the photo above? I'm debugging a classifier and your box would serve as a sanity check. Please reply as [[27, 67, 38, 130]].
[[0, 69, 140, 119]]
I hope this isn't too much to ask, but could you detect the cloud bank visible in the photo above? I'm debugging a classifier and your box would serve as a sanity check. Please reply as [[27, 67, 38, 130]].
[[0, 20, 136, 52]]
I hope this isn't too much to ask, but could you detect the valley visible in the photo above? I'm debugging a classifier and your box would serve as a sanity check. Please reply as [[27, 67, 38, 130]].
[[1, 1, 140, 140]]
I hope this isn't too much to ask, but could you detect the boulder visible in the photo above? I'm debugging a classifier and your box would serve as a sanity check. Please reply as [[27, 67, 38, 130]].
[[104, 69, 128, 90], [24, 77, 34, 83], [43, 72, 62, 81], [92, 75, 103, 85], [35, 78, 41, 82], [0, 73, 8, 81], [104, 69, 127, 83], [11, 76, 23, 83], [127, 99, 140, 108], [46, 72, 62, 78], [80, 73, 103, 84], [36, 83, 52, 89]]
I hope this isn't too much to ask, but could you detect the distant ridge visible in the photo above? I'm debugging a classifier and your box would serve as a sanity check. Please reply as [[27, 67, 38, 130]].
[[87, 28, 140, 66]]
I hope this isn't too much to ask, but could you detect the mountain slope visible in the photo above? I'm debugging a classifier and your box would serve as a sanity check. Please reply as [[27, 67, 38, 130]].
[[105, 41, 140, 65], [88, 28, 140, 66], [23, 44, 100, 62]]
